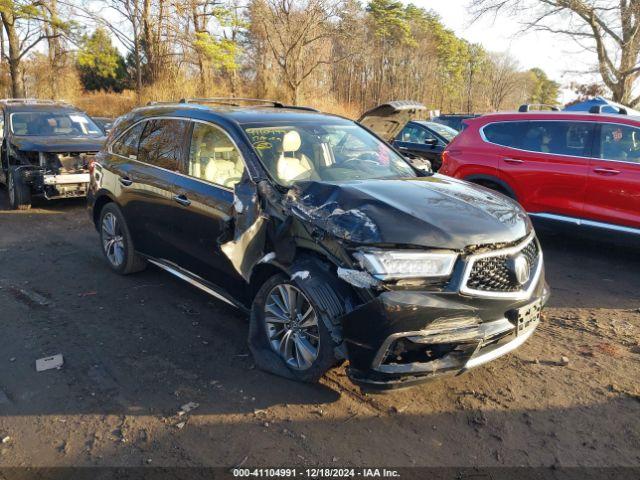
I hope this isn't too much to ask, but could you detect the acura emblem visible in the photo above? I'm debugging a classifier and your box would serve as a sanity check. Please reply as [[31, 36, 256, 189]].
[[509, 254, 530, 285]]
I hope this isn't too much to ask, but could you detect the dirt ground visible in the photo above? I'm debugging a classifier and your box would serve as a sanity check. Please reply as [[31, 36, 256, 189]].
[[0, 191, 639, 472]]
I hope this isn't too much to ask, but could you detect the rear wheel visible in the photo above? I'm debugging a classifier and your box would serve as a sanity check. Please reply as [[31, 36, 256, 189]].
[[98, 203, 147, 275], [7, 168, 31, 210]]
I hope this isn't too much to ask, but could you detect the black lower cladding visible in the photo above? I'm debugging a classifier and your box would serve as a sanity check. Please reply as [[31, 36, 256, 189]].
[[341, 270, 548, 387]]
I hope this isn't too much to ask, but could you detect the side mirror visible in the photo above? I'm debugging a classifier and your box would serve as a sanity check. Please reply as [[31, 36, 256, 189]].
[[424, 138, 438, 146]]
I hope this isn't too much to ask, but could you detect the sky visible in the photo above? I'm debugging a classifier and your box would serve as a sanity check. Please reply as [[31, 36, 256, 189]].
[[412, 1, 600, 103]]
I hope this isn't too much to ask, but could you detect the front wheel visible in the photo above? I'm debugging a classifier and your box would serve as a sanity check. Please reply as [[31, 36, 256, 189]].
[[249, 273, 340, 383], [98, 203, 147, 275], [7, 168, 31, 210]]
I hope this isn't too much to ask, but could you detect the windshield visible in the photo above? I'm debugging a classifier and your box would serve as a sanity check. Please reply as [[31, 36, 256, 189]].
[[243, 123, 416, 186], [10, 111, 103, 137], [425, 122, 458, 142]]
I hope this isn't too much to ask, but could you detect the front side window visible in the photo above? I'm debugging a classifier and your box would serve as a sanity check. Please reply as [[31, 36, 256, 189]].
[[484, 121, 594, 157], [243, 122, 416, 186], [111, 122, 145, 159], [599, 123, 640, 163], [399, 125, 431, 144], [188, 122, 245, 188], [425, 122, 458, 142], [138, 119, 189, 171], [10, 111, 102, 137]]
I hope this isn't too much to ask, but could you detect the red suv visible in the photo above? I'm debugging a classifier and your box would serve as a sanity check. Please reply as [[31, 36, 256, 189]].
[[440, 111, 640, 234]]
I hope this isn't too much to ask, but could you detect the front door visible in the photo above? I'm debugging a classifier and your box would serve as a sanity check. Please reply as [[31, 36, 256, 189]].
[[583, 122, 640, 229], [394, 123, 444, 168], [170, 120, 247, 289]]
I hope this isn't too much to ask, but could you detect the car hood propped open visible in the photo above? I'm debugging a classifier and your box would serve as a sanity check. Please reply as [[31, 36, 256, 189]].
[[288, 176, 531, 250]]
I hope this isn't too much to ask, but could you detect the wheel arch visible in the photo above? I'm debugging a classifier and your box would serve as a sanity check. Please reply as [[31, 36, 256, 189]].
[[92, 190, 117, 229], [464, 174, 517, 200]]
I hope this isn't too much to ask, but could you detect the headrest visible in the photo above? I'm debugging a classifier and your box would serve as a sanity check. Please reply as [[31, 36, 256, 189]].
[[282, 130, 301, 153]]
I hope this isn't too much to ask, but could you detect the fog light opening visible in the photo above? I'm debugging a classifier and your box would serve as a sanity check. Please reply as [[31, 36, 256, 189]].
[[382, 338, 459, 365]]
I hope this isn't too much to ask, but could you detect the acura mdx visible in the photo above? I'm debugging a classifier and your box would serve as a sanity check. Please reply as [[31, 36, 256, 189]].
[[88, 99, 549, 388]]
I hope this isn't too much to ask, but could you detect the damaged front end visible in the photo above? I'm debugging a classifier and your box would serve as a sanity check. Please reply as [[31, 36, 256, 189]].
[[10, 147, 96, 200], [220, 172, 549, 389]]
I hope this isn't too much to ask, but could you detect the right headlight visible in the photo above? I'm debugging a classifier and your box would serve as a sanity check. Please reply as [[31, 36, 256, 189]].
[[355, 250, 458, 280]]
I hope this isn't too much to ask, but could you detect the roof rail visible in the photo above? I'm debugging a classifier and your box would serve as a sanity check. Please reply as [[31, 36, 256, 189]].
[[0, 98, 74, 107], [518, 104, 560, 112], [179, 97, 320, 112], [589, 104, 627, 115], [179, 97, 286, 107]]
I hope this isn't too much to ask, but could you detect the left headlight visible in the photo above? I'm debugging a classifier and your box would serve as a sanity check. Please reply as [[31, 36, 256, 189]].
[[355, 250, 458, 280]]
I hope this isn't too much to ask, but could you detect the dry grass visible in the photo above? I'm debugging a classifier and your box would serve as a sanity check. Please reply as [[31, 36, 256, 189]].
[[69, 89, 363, 120]]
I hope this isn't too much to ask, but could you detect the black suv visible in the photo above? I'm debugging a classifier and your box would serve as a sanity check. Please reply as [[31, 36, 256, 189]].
[[0, 99, 106, 210], [88, 99, 549, 389]]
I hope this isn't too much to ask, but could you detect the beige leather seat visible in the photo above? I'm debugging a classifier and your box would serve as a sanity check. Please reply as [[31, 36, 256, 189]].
[[276, 130, 314, 183], [192, 133, 244, 187]]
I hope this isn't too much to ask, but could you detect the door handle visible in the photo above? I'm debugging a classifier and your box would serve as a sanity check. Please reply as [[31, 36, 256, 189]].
[[593, 167, 621, 176], [119, 176, 133, 187], [173, 194, 191, 207], [504, 158, 524, 164], [398, 146, 409, 151]]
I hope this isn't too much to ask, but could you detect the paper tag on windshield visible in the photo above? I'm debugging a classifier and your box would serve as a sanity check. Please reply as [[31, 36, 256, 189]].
[[70, 115, 88, 123]]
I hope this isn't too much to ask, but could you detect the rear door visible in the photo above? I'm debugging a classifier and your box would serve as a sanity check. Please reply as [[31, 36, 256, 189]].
[[583, 122, 640, 228], [170, 120, 246, 288], [488, 120, 593, 217], [116, 118, 190, 259]]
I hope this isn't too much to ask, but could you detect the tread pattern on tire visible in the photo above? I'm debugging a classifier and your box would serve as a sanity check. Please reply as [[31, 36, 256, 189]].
[[8, 169, 31, 210]]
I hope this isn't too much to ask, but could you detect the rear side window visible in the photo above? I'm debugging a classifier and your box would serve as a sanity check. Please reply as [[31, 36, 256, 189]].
[[138, 119, 190, 171], [599, 123, 640, 163], [482, 121, 528, 149], [111, 122, 145, 158], [484, 121, 594, 157]]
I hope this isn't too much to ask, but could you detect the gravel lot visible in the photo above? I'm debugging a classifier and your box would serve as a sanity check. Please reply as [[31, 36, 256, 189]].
[[0, 191, 639, 471]]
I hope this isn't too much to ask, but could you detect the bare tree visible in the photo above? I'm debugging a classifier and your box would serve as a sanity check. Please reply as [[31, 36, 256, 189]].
[[486, 52, 520, 110], [470, 0, 640, 107], [0, 0, 68, 97], [249, 0, 347, 105]]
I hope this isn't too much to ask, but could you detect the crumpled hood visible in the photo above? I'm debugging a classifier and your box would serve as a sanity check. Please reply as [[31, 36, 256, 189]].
[[11, 135, 105, 153], [288, 175, 531, 250]]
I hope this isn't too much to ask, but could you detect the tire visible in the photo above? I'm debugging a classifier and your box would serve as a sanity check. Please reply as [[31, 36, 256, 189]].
[[249, 272, 342, 383], [7, 168, 31, 210], [98, 202, 147, 275]]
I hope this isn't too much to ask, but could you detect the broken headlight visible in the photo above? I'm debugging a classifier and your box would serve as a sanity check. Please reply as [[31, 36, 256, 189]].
[[356, 250, 457, 280]]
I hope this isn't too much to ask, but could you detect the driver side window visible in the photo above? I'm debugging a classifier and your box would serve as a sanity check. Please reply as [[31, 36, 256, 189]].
[[188, 122, 245, 188]]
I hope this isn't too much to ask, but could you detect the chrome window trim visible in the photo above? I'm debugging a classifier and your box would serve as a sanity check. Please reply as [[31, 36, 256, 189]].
[[479, 119, 640, 166], [458, 231, 543, 300], [108, 116, 249, 193], [529, 213, 640, 235]]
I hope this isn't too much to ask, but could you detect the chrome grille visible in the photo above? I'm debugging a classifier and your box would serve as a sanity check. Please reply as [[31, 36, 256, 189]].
[[466, 237, 540, 293]]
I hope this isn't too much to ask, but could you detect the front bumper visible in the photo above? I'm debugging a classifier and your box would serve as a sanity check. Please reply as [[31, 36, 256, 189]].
[[342, 270, 550, 389]]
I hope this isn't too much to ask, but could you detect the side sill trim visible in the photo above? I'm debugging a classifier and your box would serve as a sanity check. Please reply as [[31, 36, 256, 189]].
[[147, 259, 247, 312], [530, 213, 640, 236]]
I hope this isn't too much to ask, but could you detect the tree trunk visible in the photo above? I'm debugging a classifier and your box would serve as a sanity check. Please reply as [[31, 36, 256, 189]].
[[1, 12, 24, 98]]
